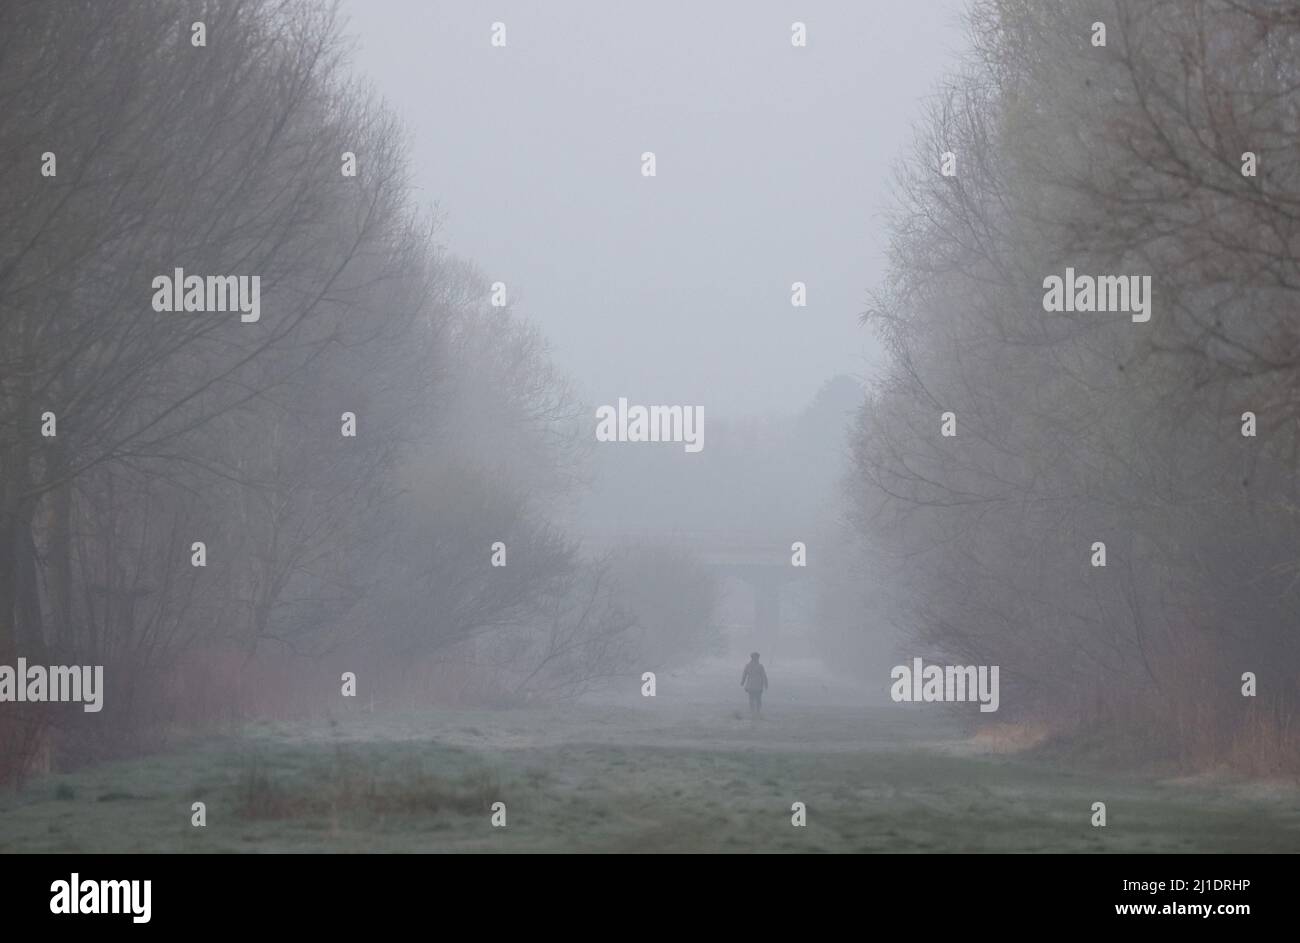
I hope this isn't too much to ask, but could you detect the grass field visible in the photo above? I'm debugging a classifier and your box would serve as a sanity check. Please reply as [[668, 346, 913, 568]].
[[2, 662, 1297, 853]]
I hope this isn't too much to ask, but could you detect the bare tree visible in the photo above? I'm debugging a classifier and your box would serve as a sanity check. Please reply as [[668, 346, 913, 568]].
[[848, 0, 1300, 770]]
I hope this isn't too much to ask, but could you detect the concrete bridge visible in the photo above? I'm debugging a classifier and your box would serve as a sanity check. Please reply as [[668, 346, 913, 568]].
[[577, 530, 806, 649]]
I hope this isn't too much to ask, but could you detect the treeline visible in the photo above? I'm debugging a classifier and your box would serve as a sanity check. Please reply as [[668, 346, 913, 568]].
[[0, 1, 708, 781], [847, 0, 1300, 771]]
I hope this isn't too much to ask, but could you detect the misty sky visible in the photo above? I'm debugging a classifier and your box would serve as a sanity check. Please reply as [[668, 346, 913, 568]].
[[342, 0, 968, 418]]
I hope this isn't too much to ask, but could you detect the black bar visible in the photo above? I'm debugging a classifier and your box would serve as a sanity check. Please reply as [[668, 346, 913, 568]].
[[6, 853, 1284, 930]]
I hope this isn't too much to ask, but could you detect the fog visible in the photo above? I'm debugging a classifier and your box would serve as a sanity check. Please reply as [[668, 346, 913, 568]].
[[342, 0, 966, 418], [1, 0, 1297, 859]]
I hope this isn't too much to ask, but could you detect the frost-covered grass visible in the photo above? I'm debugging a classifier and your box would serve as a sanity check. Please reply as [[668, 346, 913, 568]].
[[2, 694, 1296, 852]]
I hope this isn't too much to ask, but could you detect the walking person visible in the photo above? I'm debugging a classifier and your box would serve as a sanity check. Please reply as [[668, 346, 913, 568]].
[[741, 652, 768, 718]]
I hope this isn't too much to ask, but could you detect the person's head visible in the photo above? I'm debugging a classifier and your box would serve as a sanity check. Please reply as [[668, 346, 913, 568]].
[[750, 652, 760, 662]]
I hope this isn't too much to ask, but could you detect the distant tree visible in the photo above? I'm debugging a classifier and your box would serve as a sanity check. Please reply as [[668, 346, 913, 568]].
[[606, 542, 722, 670]]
